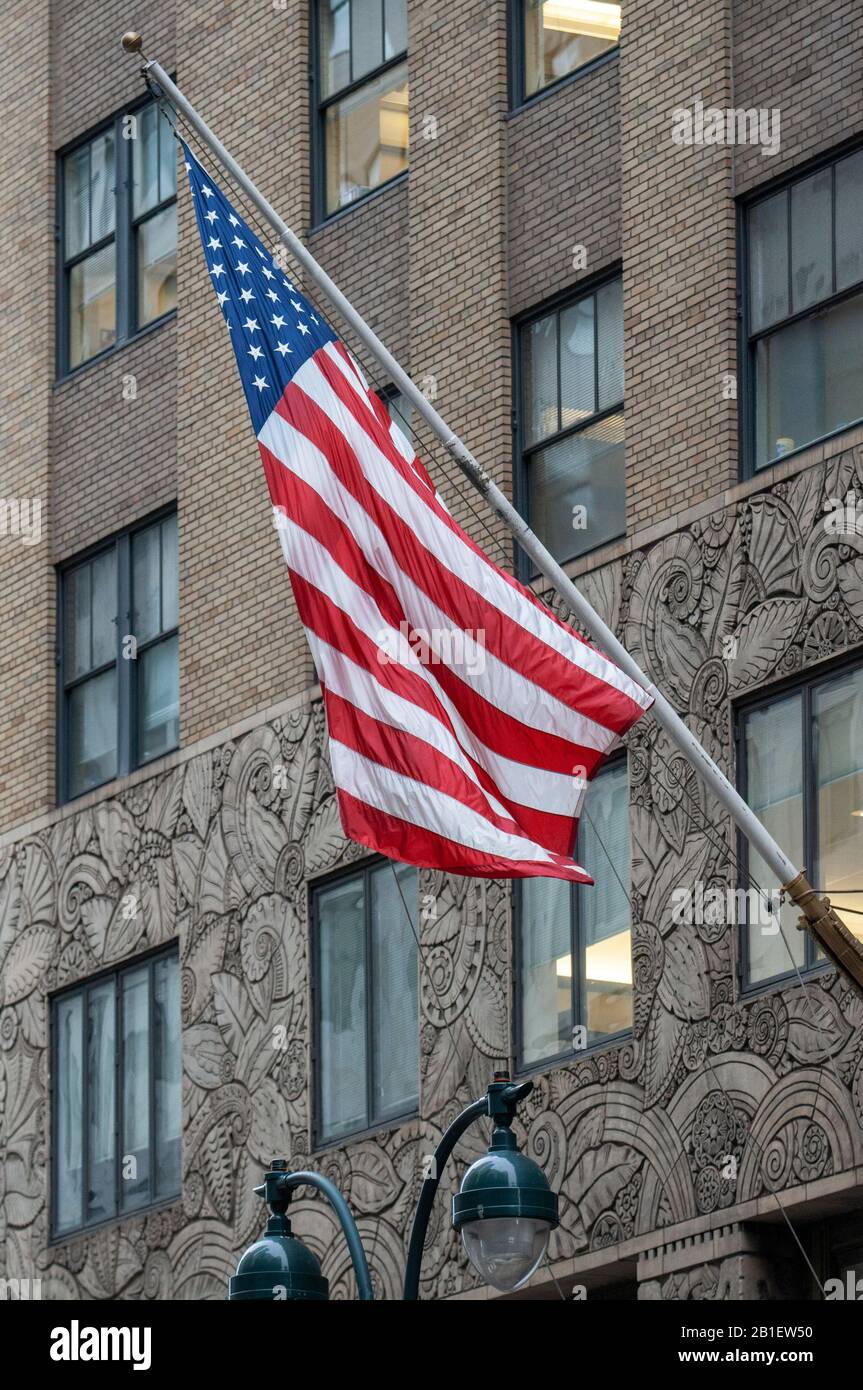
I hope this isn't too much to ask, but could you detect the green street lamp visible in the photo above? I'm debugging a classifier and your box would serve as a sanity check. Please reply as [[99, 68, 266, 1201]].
[[229, 1160, 374, 1301], [231, 1073, 558, 1300]]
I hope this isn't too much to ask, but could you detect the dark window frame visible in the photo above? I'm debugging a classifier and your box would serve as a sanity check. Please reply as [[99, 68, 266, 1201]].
[[513, 752, 631, 1076], [512, 267, 625, 579], [735, 651, 863, 993], [56, 505, 179, 805], [508, 0, 621, 112], [309, 0, 409, 227], [49, 941, 181, 1243], [56, 93, 177, 380], [738, 138, 863, 479], [310, 855, 419, 1149]]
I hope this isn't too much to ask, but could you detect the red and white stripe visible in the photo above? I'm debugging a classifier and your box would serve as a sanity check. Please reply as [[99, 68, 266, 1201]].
[[260, 339, 652, 881]]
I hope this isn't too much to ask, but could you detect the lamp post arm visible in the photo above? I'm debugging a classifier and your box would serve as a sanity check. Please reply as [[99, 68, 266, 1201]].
[[277, 1170, 375, 1301], [403, 1097, 489, 1301]]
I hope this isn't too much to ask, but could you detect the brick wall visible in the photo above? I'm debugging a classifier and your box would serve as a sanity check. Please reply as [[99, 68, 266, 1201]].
[[176, 1, 315, 748], [406, 0, 512, 554], [507, 56, 621, 318], [732, 0, 863, 197], [52, 322, 176, 561], [620, 0, 738, 535], [0, 1, 55, 828]]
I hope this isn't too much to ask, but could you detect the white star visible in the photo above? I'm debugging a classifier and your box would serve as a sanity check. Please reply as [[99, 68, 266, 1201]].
[[262, 267, 275, 281], [270, 314, 286, 329], [282, 279, 295, 291], [290, 299, 306, 314], [231, 235, 246, 249], [201, 185, 214, 199], [210, 263, 225, 279], [297, 321, 311, 336], [255, 246, 266, 259], [184, 161, 192, 172], [248, 344, 263, 361], [205, 210, 218, 224], [275, 342, 293, 357], [239, 287, 255, 303], [207, 236, 222, 250], [243, 317, 260, 333], [252, 375, 269, 392], [235, 260, 251, 277], [216, 290, 229, 307], [228, 213, 240, 227], [310, 314, 319, 325], [266, 289, 280, 303]]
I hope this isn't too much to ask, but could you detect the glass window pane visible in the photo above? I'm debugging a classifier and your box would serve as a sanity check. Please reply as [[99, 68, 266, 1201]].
[[352, 0, 384, 82], [749, 190, 789, 334], [744, 694, 805, 983], [370, 863, 418, 1121], [90, 548, 117, 669], [384, 0, 407, 57], [597, 276, 624, 409], [121, 967, 151, 1212], [790, 168, 832, 314], [814, 667, 863, 943], [68, 668, 117, 797], [65, 563, 91, 680], [87, 982, 116, 1224], [524, 312, 558, 446], [133, 102, 160, 217], [836, 150, 863, 293], [89, 130, 116, 242], [519, 876, 572, 1066], [158, 106, 177, 203], [321, 0, 351, 97], [64, 146, 90, 259], [133, 523, 162, 644], [578, 761, 631, 1039], [69, 243, 116, 368], [529, 410, 625, 561], [137, 204, 177, 327], [55, 993, 84, 1235], [154, 954, 181, 1198], [754, 289, 863, 468], [138, 633, 179, 763], [524, 0, 621, 98], [318, 875, 367, 1140], [161, 514, 179, 632], [385, 388, 418, 453], [560, 296, 596, 426], [324, 63, 408, 212]]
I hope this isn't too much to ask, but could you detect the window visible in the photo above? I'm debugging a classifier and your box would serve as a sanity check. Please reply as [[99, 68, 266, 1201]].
[[744, 149, 863, 470], [59, 511, 179, 800], [517, 276, 625, 566], [515, 1, 621, 104], [739, 662, 863, 987], [52, 947, 181, 1238], [315, 0, 409, 218], [517, 758, 631, 1069], [313, 860, 419, 1143], [59, 99, 177, 373]]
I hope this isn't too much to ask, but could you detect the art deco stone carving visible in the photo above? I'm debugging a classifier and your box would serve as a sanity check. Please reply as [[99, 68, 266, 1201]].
[[1, 444, 863, 1298]]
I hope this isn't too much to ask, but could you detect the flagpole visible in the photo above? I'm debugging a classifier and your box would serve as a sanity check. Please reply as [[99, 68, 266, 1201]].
[[120, 34, 863, 992]]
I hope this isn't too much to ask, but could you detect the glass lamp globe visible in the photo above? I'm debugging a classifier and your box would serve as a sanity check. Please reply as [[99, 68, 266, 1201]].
[[452, 1125, 559, 1294]]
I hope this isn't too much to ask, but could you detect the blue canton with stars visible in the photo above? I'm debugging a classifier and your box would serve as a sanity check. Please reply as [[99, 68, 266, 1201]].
[[183, 142, 337, 435]]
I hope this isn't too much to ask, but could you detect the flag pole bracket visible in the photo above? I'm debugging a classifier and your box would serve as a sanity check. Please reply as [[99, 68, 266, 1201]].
[[784, 870, 863, 994]]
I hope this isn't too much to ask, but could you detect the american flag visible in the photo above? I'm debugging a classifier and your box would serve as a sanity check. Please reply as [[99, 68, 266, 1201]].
[[184, 144, 652, 881]]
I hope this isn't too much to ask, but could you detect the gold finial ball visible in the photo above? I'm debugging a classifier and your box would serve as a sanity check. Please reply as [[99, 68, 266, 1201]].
[[121, 31, 143, 53]]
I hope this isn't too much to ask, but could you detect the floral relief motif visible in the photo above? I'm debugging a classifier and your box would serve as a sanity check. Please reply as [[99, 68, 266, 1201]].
[[2, 446, 863, 1298]]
